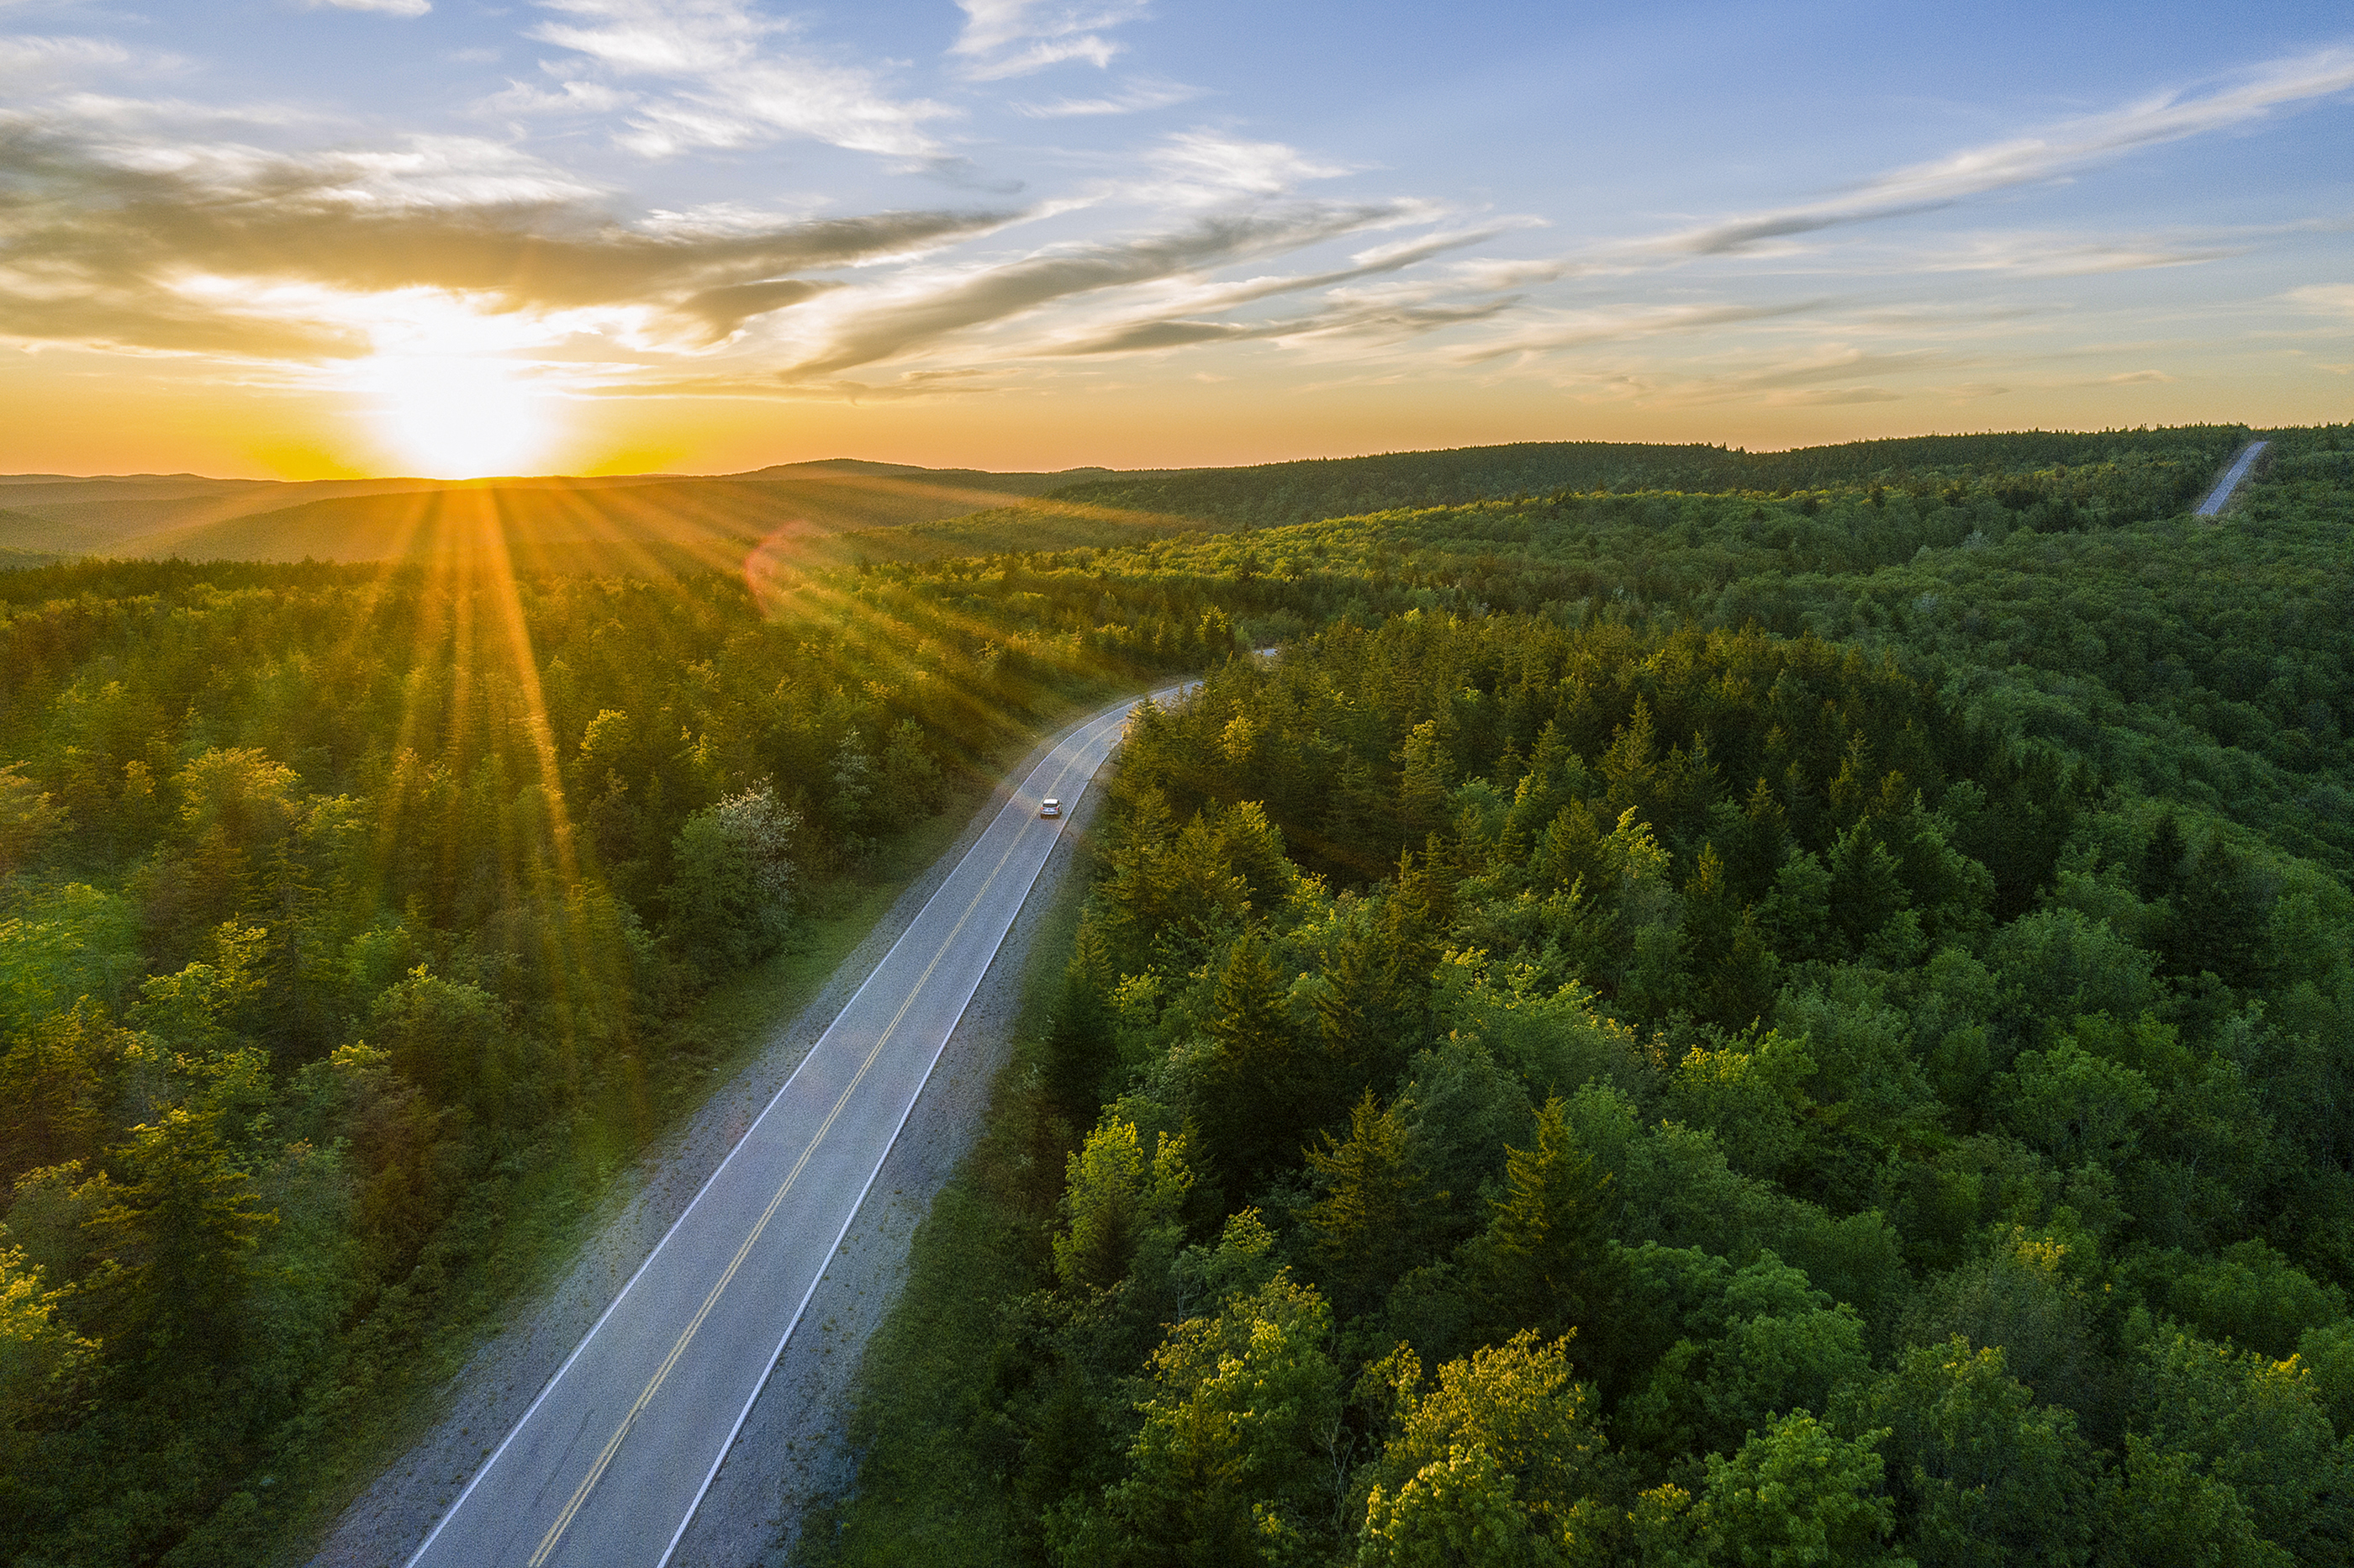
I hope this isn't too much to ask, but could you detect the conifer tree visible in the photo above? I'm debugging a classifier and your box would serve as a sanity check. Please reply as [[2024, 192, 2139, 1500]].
[[1464, 1095, 1618, 1342]]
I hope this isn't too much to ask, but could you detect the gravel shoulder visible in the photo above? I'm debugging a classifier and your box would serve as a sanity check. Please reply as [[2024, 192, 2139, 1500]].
[[305, 705, 1114, 1568]]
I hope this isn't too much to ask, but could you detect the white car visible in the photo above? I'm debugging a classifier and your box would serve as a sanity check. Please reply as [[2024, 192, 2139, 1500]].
[[1038, 797, 1062, 818]]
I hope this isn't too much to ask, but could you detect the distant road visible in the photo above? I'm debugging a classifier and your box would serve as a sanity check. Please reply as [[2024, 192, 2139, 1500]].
[[2195, 440, 2269, 516], [406, 682, 1187, 1568]]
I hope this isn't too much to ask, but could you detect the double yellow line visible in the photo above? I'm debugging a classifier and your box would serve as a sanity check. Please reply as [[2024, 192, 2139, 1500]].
[[525, 756, 1081, 1567]]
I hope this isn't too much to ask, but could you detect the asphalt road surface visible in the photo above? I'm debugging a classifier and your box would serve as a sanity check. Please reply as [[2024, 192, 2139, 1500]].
[[406, 683, 1187, 1568], [2196, 439, 2269, 516]]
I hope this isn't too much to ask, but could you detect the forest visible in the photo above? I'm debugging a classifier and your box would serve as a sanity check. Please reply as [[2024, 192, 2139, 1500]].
[[806, 425, 2354, 1568], [0, 549, 1250, 1565], [0, 424, 2346, 1566]]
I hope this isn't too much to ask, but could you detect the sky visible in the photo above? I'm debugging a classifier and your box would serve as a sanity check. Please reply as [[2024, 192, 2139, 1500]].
[[1, 0, 2350, 478]]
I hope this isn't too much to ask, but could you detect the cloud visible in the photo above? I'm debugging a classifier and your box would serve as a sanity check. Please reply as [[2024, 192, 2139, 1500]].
[[1042, 227, 1515, 354], [1052, 295, 1516, 356], [784, 202, 1421, 376], [0, 34, 129, 82], [599, 368, 1004, 403], [525, 0, 952, 158], [1927, 234, 2249, 277], [305, 0, 431, 15], [1652, 47, 2354, 258], [36, 92, 323, 133], [1453, 301, 1826, 364], [479, 77, 635, 116], [675, 277, 840, 339], [951, 0, 1149, 81], [2289, 282, 2354, 315], [1766, 387, 1904, 405], [0, 114, 1016, 356], [1013, 77, 1200, 117], [1455, 44, 2354, 292], [1640, 348, 1953, 407], [1148, 129, 1352, 197]]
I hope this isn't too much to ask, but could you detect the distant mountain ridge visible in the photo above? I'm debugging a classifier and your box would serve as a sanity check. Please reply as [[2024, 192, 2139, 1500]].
[[0, 428, 2252, 570], [0, 460, 1116, 568]]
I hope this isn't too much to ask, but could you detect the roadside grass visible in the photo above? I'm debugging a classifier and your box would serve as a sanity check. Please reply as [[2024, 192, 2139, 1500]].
[[270, 696, 1099, 1566], [789, 813, 1095, 1567]]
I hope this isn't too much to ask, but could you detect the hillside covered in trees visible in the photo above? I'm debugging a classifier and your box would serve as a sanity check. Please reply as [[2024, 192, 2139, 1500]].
[[0, 424, 2346, 1567], [0, 550, 1253, 1565], [806, 425, 2354, 1568], [1004, 426, 2249, 535]]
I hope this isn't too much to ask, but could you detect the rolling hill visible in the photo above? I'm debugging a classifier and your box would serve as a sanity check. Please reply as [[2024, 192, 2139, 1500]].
[[0, 462, 1111, 572]]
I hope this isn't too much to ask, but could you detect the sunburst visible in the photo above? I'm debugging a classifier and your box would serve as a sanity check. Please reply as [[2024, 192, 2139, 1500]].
[[366, 355, 555, 479]]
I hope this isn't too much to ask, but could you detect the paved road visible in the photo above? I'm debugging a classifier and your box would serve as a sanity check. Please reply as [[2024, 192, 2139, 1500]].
[[2196, 439, 2269, 516], [407, 684, 1186, 1568]]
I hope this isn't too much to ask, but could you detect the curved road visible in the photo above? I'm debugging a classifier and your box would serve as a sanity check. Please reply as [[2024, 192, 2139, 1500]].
[[406, 683, 1185, 1568]]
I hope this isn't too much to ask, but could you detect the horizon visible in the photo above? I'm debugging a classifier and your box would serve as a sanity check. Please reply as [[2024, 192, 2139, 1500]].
[[0, 420, 2292, 488], [2, 2, 2349, 479]]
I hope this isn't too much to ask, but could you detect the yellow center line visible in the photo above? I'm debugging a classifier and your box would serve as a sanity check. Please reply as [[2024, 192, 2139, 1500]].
[[525, 764, 1088, 1566]]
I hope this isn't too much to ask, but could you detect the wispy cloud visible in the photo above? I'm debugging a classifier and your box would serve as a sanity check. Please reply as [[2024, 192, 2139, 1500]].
[[0, 114, 1015, 356], [2289, 282, 2354, 315], [1458, 45, 2354, 292], [7, 16, 2347, 435], [1454, 301, 1825, 364], [950, 0, 1149, 81], [524, 0, 953, 158], [783, 202, 1421, 376], [1043, 228, 1516, 353], [1052, 294, 1515, 356], [1013, 77, 1199, 118], [1649, 47, 2354, 259], [1924, 232, 2250, 277], [304, 0, 431, 16], [1147, 129, 1353, 196], [0, 34, 129, 82], [1623, 348, 1956, 408]]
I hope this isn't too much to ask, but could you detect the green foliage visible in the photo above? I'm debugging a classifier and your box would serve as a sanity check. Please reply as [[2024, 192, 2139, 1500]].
[[0, 544, 1254, 1564], [1358, 1332, 1605, 1566], [1857, 1337, 2098, 1567], [1058, 1272, 1342, 1567], [0, 1245, 96, 1433], [817, 424, 2354, 1563], [1460, 1097, 1618, 1347], [1053, 1118, 1190, 1295], [663, 782, 800, 969], [16, 425, 2354, 1567], [2134, 1332, 2351, 1561], [1304, 1092, 1433, 1318], [1686, 1412, 1908, 1568], [1623, 1255, 1870, 1465]]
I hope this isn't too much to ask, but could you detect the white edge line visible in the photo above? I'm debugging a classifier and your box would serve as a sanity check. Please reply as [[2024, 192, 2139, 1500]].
[[651, 688, 1179, 1568], [401, 693, 1159, 1567]]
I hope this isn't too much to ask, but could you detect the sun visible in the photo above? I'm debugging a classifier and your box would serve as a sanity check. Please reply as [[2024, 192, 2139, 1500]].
[[366, 356, 557, 478]]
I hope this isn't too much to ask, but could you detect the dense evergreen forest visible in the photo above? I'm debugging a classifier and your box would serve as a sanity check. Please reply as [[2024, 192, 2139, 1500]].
[[807, 426, 2354, 1568], [1, 424, 2346, 1566], [1024, 427, 2250, 534], [0, 552, 1248, 1565]]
